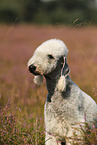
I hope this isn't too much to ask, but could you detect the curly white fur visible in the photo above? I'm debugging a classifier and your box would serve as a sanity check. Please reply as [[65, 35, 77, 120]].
[[34, 75, 43, 85], [28, 39, 97, 145]]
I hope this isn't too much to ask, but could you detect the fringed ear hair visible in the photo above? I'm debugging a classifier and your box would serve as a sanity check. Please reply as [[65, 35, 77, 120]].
[[34, 75, 43, 85], [57, 57, 70, 92], [63, 57, 70, 77]]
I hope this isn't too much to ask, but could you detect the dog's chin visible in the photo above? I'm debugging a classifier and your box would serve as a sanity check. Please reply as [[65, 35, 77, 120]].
[[30, 71, 41, 76]]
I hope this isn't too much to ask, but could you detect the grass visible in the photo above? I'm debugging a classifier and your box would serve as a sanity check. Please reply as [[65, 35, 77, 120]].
[[0, 98, 45, 144], [0, 24, 97, 144]]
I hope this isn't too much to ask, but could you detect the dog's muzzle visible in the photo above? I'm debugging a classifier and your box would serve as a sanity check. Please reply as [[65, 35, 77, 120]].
[[28, 64, 40, 75]]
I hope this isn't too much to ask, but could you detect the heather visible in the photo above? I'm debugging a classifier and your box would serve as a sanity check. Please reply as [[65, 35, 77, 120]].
[[0, 25, 97, 144]]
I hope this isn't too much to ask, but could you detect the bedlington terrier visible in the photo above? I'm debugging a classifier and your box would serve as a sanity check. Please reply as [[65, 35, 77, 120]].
[[28, 39, 97, 145]]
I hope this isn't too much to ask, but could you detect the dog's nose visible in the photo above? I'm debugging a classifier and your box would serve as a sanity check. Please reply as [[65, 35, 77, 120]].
[[29, 64, 36, 73]]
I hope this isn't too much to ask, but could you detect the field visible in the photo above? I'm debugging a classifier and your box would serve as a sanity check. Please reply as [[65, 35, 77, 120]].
[[0, 24, 97, 144]]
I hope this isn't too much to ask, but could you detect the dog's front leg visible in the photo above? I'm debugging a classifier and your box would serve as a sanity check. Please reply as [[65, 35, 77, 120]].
[[45, 132, 62, 145]]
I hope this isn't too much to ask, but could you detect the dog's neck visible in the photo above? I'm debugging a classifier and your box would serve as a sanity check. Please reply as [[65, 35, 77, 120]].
[[45, 74, 71, 102], [44, 59, 70, 101], [45, 74, 58, 96], [44, 70, 69, 98]]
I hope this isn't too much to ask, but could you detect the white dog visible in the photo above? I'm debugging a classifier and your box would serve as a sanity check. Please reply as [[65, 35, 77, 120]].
[[28, 39, 97, 145]]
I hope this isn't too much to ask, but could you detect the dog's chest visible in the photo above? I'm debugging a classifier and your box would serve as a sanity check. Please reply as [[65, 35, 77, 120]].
[[44, 101, 70, 136], [45, 99, 77, 122], [44, 90, 85, 136], [45, 94, 79, 125]]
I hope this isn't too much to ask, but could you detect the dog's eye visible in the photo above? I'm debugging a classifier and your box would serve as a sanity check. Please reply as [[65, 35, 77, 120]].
[[48, 54, 55, 59]]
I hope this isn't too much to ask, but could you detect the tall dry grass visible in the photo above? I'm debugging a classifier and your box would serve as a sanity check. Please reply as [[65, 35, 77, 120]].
[[0, 24, 97, 144]]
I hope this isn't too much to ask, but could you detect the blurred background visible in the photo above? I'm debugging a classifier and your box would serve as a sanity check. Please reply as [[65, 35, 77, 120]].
[[0, 0, 97, 144], [0, 0, 97, 25]]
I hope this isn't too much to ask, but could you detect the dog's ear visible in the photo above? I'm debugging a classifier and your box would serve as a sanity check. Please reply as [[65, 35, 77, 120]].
[[57, 57, 70, 92], [61, 57, 70, 77]]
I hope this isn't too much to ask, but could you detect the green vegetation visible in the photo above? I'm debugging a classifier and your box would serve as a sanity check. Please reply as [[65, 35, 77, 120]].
[[0, 0, 97, 25]]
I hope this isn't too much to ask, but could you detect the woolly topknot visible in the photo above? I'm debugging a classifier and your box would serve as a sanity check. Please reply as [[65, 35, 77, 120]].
[[34, 39, 68, 58]]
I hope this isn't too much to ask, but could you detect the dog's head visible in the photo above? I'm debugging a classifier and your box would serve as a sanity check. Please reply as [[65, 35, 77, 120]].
[[27, 39, 69, 86]]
